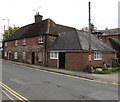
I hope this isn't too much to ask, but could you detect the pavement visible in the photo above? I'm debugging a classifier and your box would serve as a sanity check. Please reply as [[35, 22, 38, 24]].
[[3, 60, 119, 84]]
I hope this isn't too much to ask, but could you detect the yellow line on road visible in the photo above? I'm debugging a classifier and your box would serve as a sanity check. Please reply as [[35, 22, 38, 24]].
[[0, 82, 30, 102], [7, 62, 120, 86]]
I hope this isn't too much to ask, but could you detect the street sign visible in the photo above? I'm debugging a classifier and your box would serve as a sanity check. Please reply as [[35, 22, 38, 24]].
[[89, 55, 91, 61]]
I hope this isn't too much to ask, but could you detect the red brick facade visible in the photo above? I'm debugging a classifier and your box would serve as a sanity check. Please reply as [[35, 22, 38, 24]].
[[4, 36, 56, 65], [48, 52, 115, 71], [47, 53, 57, 68], [99, 35, 120, 47], [4, 35, 116, 71]]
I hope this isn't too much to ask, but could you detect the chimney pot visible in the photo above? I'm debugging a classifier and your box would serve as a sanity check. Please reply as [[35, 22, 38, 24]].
[[35, 12, 43, 23]]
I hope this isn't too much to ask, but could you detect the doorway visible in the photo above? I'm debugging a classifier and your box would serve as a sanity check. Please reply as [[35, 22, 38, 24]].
[[32, 52, 35, 64], [8, 51, 11, 60], [59, 52, 65, 69]]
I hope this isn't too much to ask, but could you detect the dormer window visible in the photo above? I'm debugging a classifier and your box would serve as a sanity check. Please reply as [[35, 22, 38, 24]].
[[38, 35, 44, 43], [23, 38, 26, 45], [15, 40, 18, 46], [5, 42, 7, 47]]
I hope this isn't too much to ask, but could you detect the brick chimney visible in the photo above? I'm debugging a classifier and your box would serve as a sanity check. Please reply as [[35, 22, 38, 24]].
[[35, 12, 43, 23]]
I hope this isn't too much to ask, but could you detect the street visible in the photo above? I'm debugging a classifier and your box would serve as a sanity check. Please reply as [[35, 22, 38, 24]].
[[1, 60, 119, 101]]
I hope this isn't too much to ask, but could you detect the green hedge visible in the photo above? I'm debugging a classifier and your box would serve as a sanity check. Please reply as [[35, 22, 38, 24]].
[[94, 67, 120, 74]]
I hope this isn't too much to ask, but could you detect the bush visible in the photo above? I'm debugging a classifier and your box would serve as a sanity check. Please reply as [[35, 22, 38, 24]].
[[111, 68, 117, 72], [112, 59, 119, 67], [83, 65, 89, 72], [94, 70, 104, 74], [95, 66, 104, 68], [111, 67, 120, 72], [103, 70, 112, 74], [94, 67, 120, 74]]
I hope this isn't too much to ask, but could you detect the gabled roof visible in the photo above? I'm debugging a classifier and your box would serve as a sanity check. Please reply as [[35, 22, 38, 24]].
[[49, 30, 116, 52], [4, 18, 75, 42]]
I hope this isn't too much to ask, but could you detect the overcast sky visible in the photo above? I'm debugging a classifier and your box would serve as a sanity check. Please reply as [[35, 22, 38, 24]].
[[0, 0, 119, 39]]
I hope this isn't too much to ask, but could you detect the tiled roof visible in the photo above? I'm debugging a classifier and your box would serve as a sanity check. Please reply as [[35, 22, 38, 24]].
[[99, 28, 120, 36], [4, 18, 75, 42], [49, 30, 116, 52]]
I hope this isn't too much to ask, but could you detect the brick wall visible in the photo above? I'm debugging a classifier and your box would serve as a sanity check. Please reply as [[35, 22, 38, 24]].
[[47, 52, 116, 71], [4, 35, 57, 66], [100, 35, 120, 47], [65, 52, 82, 70], [47, 52, 57, 68]]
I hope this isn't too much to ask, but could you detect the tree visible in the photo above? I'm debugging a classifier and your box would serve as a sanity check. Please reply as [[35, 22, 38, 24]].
[[3, 26, 20, 40], [108, 37, 120, 59]]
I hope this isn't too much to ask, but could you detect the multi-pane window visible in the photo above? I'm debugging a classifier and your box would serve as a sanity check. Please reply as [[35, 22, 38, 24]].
[[94, 52, 102, 60], [50, 52, 58, 59], [15, 40, 18, 46], [4, 52, 7, 57], [14, 52, 18, 59], [22, 52, 26, 60], [5, 42, 7, 47], [22, 39, 26, 45], [38, 36, 44, 43]]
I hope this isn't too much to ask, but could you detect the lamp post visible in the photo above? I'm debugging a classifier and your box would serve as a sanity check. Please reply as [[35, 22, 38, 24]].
[[2, 19, 10, 36]]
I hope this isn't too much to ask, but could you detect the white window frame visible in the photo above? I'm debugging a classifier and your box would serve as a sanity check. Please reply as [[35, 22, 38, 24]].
[[4, 52, 7, 57], [22, 52, 26, 60], [50, 52, 58, 59], [94, 52, 102, 60], [14, 52, 18, 59], [5, 42, 7, 47], [38, 35, 44, 43], [15, 40, 18, 46], [22, 39, 26, 45]]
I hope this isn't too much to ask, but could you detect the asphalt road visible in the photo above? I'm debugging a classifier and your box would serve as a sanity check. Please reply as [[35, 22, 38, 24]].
[[1, 60, 119, 101]]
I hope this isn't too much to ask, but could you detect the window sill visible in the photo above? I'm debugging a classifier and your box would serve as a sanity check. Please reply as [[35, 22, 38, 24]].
[[50, 58, 58, 60], [94, 59, 102, 61], [38, 42, 44, 44]]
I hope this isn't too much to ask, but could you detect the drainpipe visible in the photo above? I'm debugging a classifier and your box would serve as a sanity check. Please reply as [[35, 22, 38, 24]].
[[44, 19, 50, 66]]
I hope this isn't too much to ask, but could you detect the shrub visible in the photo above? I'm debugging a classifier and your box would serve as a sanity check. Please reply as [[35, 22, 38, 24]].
[[94, 67, 120, 74], [95, 66, 104, 68], [103, 70, 112, 74], [94, 70, 104, 74], [83, 65, 89, 72]]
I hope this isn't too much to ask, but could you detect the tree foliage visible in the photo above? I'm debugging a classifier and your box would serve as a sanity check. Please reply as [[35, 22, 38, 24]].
[[3, 26, 20, 40], [108, 37, 120, 58]]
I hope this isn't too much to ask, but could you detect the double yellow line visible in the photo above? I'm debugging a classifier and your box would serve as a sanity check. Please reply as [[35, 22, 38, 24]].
[[11, 63, 120, 86], [0, 82, 30, 102], [3, 60, 120, 86]]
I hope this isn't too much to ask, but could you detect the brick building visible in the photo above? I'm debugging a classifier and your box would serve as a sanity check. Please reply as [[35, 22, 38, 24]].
[[3, 13, 75, 66], [92, 28, 120, 47], [3, 14, 116, 70], [48, 30, 116, 70]]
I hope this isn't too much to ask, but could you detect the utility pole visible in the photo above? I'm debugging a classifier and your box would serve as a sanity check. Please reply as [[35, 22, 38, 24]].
[[88, 1, 92, 72], [7, 19, 9, 37]]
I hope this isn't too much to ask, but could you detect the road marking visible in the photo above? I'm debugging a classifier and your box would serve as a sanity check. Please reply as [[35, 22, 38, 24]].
[[2, 90, 15, 101], [3, 60, 120, 86], [0, 82, 30, 102]]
